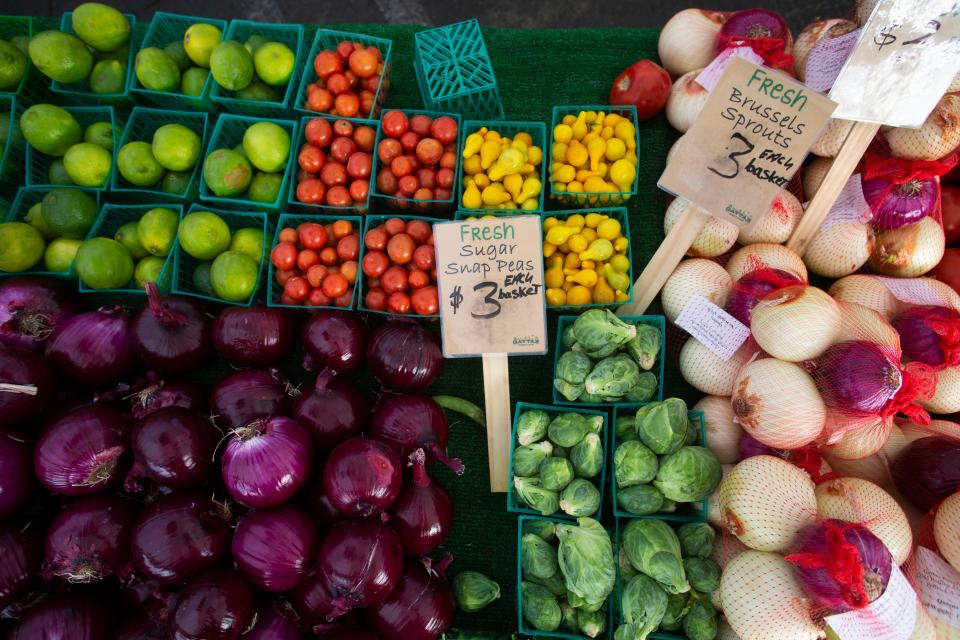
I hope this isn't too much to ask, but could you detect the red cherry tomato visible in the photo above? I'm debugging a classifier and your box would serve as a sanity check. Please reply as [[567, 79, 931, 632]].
[[299, 145, 325, 173], [326, 73, 350, 96], [336, 41, 354, 60], [381, 265, 409, 293], [297, 169, 315, 182], [384, 218, 406, 236], [279, 292, 298, 306], [365, 287, 387, 310], [297, 223, 328, 250], [399, 131, 419, 153], [430, 116, 458, 145], [378, 138, 402, 164], [337, 234, 360, 261], [353, 125, 376, 152], [343, 70, 359, 88], [397, 174, 419, 196], [284, 276, 309, 302], [305, 264, 328, 288], [406, 220, 432, 245], [931, 248, 960, 294], [362, 250, 389, 277], [349, 179, 369, 203], [408, 268, 430, 289], [306, 87, 333, 112], [321, 273, 349, 298], [365, 227, 388, 250], [382, 110, 409, 138], [359, 93, 375, 118], [296, 178, 326, 204], [434, 187, 452, 201], [332, 220, 353, 239], [296, 249, 319, 271], [306, 288, 333, 307], [609, 59, 671, 122], [334, 290, 353, 308], [391, 156, 413, 177], [333, 120, 354, 137], [335, 94, 360, 118], [439, 151, 457, 169], [415, 138, 443, 166], [324, 225, 337, 247], [387, 291, 411, 314], [320, 162, 348, 187], [942, 185, 960, 246], [435, 168, 455, 189], [416, 168, 436, 189], [346, 152, 372, 179], [409, 114, 433, 137], [275, 268, 296, 286], [365, 75, 380, 92], [412, 244, 435, 271], [348, 49, 378, 78], [340, 260, 358, 284], [411, 285, 439, 315], [316, 246, 336, 266], [305, 118, 333, 148], [330, 137, 357, 164], [403, 154, 421, 173], [325, 185, 352, 207], [313, 50, 342, 80], [376, 167, 398, 195], [279, 228, 297, 244], [271, 241, 298, 270], [387, 233, 415, 265]]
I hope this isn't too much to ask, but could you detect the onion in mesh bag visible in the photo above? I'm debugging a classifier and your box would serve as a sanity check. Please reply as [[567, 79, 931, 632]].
[[885, 94, 960, 162], [693, 395, 742, 464], [737, 192, 803, 245], [680, 339, 751, 396], [922, 365, 960, 414], [868, 217, 945, 278], [934, 492, 960, 574], [812, 118, 857, 158], [892, 305, 960, 368], [803, 222, 874, 279], [792, 19, 858, 82], [662, 259, 732, 324], [665, 197, 739, 258], [751, 285, 842, 362], [804, 156, 834, 200], [829, 275, 901, 320], [665, 70, 710, 133], [725, 243, 808, 283], [820, 416, 895, 460], [726, 269, 805, 326]]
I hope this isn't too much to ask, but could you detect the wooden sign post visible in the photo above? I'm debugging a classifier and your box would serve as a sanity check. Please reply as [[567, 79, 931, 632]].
[[433, 216, 548, 492]]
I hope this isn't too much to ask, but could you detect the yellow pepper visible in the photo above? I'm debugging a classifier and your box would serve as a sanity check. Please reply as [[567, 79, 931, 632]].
[[587, 137, 606, 172], [566, 140, 588, 168], [563, 252, 581, 271], [580, 227, 597, 243], [565, 214, 585, 229], [571, 111, 588, 140], [514, 132, 533, 147], [473, 173, 490, 189], [545, 261, 564, 289], [521, 198, 539, 210], [552, 164, 575, 184], [615, 290, 629, 302], [543, 243, 557, 258], [503, 173, 523, 201], [543, 216, 559, 230], [463, 155, 482, 175], [516, 177, 542, 204], [481, 183, 510, 206], [552, 142, 568, 162], [527, 146, 543, 166]]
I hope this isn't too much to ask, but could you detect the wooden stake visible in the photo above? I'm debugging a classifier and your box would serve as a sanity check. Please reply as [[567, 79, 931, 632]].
[[481, 353, 511, 492], [786, 121, 881, 255]]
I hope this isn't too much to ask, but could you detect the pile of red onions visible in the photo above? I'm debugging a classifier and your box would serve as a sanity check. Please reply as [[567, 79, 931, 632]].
[[212, 305, 295, 366], [292, 372, 367, 450], [862, 176, 938, 230], [371, 394, 464, 474], [323, 436, 402, 517], [809, 341, 903, 417], [127, 407, 215, 490], [301, 310, 368, 374], [891, 436, 960, 511], [367, 320, 443, 391], [389, 448, 454, 556], [128, 374, 205, 419], [891, 305, 960, 368], [222, 415, 313, 508], [726, 268, 804, 326], [367, 557, 456, 640], [167, 569, 254, 639], [131, 285, 211, 374], [0, 276, 77, 352], [0, 344, 56, 427], [210, 368, 299, 429], [232, 504, 317, 592], [45, 494, 138, 583], [45, 307, 136, 388]]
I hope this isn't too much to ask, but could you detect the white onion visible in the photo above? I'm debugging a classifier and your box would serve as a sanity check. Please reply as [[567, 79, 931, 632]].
[[803, 156, 834, 201], [658, 9, 729, 77], [820, 416, 893, 460], [793, 19, 859, 81], [828, 274, 900, 319], [737, 192, 803, 245], [661, 259, 732, 324], [665, 197, 739, 258], [854, 0, 881, 25], [900, 418, 960, 445], [719, 455, 818, 552], [922, 364, 960, 414], [823, 452, 895, 493], [710, 531, 749, 571], [751, 285, 842, 362], [694, 395, 742, 464], [679, 338, 751, 396], [698, 463, 734, 527], [881, 424, 909, 462], [803, 221, 874, 278], [934, 493, 960, 574], [812, 118, 856, 158], [666, 69, 710, 133], [815, 477, 913, 565], [732, 358, 826, 449], [869, 217, 946, 278], [834, 297, 900, 347], [886, 94, 960, 161], [725, 243, 808, 283], [721, 551, 820, 640]]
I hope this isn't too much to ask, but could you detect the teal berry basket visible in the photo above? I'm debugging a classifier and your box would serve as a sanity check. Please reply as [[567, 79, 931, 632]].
[[79, 203, 182, 295], [24, 105, 117, 190], [199, 113, 297, 213], [50, 11, 136, 107], [266, 213, 362, 310], [551, 314, 666, 407], [2, 185, 101, 279], [287, 114, 380, 214], [609, 407, 708, 523], [548, 106, 640, 208], [128, 12, 227, 111], [0, 95, 25, 189], [0, 16, 51, 105], [293, 28, 392, 121], [507, 402, 609, 522], [170, 203, 268, 307], [357, 214, 442, 318], [516, 515, 615, 639], [414, 20, 504, 120], [457, 120, 546, 215], [210, 20, 305, 118], [370, 109, 462, 214]]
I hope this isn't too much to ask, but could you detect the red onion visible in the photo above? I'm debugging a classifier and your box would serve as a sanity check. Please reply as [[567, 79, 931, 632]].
[[45, 494, 138, 583], [34, 405, 130, 496], [388, 449, 454, 555], [301, 310, 367, 375], [232, 504, 318, 592], [862, 176, 938, 230], [45, 307, 136, 389], [9, 593, 112, 640], [367, 321, 443, 392], [0, 344, 56, 428], [892, 305, 960, 368], [367, 557, 455, 640], [131, 491, 232, 586], [786, 519, 893, 613], [0, 276, 77, 352], [132, 285, 211, 374], [167, 569, 254, 640], [716, 9, 792, 71], [212, 306, 295, 367], [128, 375, 206, 419], [0, 430, 33, 518], [292, 372, 367, 451], [322, 437, 402, 517], [319, 625, 379, 640], [0, 522, 42, 610], [289, 571, 336, 625], [891, 436, 960, 511], [370, 394, 464, 474], [809, 341, 902, 416], [304, 474, 346, 530], [127, 407, 216, 491], [316, 519, 404, 617], [113, 618, 167, 640], [210, 368, 298, 429], [245, 605, 301, 640], [739, 434, 777, 460], [222, 415, 313, 508], [726, 268, 804, 326]]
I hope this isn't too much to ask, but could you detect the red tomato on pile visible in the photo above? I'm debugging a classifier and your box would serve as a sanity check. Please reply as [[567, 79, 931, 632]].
[[271, 220, 360, 308], [375, 110, 458, 209], [305, 41, 384, 118], [296, 118, 376, 208], [362, 218, 439, 315]]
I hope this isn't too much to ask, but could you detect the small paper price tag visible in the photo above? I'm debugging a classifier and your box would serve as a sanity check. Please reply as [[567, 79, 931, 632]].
[[674, 295, 750, 361], [818, 174, 872, 230], [826, 563, 918, 640], [804, 28, 862, 93], [915, 547, 960, 629], [695, 47, 765, 92]]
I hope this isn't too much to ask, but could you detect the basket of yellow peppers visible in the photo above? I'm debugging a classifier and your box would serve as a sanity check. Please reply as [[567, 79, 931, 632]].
[[459, 121, 545, 213], [543, 208, 632, 308], [549, 106, 639, 207]]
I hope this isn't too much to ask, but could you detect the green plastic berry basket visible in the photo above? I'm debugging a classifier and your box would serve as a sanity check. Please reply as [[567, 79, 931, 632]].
[[210, 20, 306, 118], [49, 11, 137, 107], [79, 203, 183, 295], [369, 108, 462, 214], [507, 402, 609, 522], [266, 213, 362, 310], [199, 113, 297, 213], [551, 314, 665, 407], [457, 120, 546, 215], [609, 407, 708, 523], [110, 107, 209, 202], [24, 105, 117, 190], [2, 185, 101, 279], [0, 16, 51, 105], [128, 12, 227, 111], [170, 203, 268, 307], [414, 19, 504, 120], [293, 28, 392, 121], [0, 95, 25, 189]]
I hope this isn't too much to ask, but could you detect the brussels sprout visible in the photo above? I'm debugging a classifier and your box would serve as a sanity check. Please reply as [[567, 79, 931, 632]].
[[616, 414, 637, 442], [523, 520, 556, 542], [624, 371, 658, 403], [677, 523, 715, 559], [618, 545, 639, 581], [572, 309, 637, 352], [584, 354, 641, 398], [627, 323, 661, 371], [521, 533, 559, 580], [619, 573, 668, 640], [659, 591, 690, 631], [514, 477, 560, 516], [571, 432, 603, 478], [560, 600, 579, 632], [513, 441, 553, 477], [683, 558, 720, 593], [578, 607, 606, 638], [540, 457, 575, 492], [548, 413, 590, 448], [517, 410, 550, 446], [562, 323, 577, 349], [556, 350, 592, 385], [452, 571, 500, 612], [682, 594, 718, 640], [660, 498, 677, 513], [553, 445, 569, 459], [576, 340, 620, 359], [654, 446, 722, 503], [528, 568, 567, 596], [616, 484, 664, 516], [554, 379, 584, 402], [636, 398, 689, 455], [684, 420, 699, 446], [614, 440, 658, 488], [556, 517, 616, 610], [621, 519, 689, 594], [578, 389, 607, 403], [521, 581, 562, 631], [567, 589, 604, 612], [559, 478, 601, 517], [584, 414, 604, 433]]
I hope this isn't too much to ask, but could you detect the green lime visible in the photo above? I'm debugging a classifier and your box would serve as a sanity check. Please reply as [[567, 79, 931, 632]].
[[178, 210, 231, 260], [25, 202, 57, 240], [63, 142, 112, 187], [192, 261, 214, 296], [0, 222, 44, 272], [137, 206, 178, 257], [234, 78, 279, 102], [164, 40, 191, 71], [135, 47, 180, 92], [89, 59, 125, 94], [10, 35, 29, 56], [114, 220, 148, 259], [229, 227, 265, 264], [209, 40, 253, 91], [75, 236, 133, 289], [152, 123, 201, 172], [211, 250, 258, 302], [232, 143, 246, 157], [20, 104, 82, 156], [71, 3, 130, 52], [47, 158, 74, 185], [203, 148, 251, 197], [83, 121, 116, 151], [117, 141, 164, 187], [40, 188, 97, 239], [0, 40, 27, 90], [183, 23, 221, 68], [244, 35, 268, 55], [134, 255, 167, 289], [242, 122, 289, 173], [160, 170, 192, 195], [28, 30, 93, 84], [180, 66, 209, 96], [247, 172, 282, 204], [253, 42, 294, 87], [44, 237, 81, 272]]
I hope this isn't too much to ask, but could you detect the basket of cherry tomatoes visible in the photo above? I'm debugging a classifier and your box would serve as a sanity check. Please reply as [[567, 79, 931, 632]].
[[359, 215, 441, 316], [291, 115, 378, 211]]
